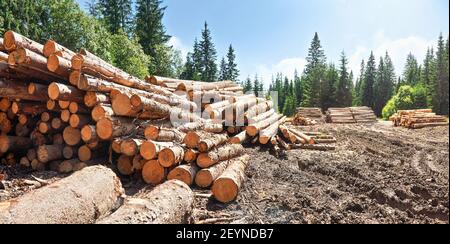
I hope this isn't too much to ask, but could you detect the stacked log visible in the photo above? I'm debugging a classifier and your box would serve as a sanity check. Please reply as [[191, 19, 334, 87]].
[[295, 107, 324, 123], [326, 108, 356, 124], [350, 107, 377, 123], [390, 109, 448, 129]]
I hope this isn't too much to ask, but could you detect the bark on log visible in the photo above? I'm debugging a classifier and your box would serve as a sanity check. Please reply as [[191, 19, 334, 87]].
[[63, 146, 78, 159], [259, 116, 286, 144], [96, 180, 193, 224], [84, 91, 110, 108], [149, 128, 185, 143], [167, 163, 199, 186], [0, 166, 123, 224], [43, 40, 76, 59], [211, 154, 250, 203], [246, 109, 275, 125], [229, 130, 250, 144], [198, 133, 229, 153], [10, 101, 47, 116], [246, 113, 283, 137], [184, 149, 199, 163], [158, 145, 185, 167], [81, 125, 99, 143], [143, 120, 173, 140], [195, 158, 232, 188], [288, 129, 315, 145], [1, 78, 48, 102], [69, 114, 91, 129], [47, 54, 71, 78], [48, 82, 84, 103], [117, 154, 134, 176], [120, 139, 144, 157], [3, 31, 44, 54], [141, 160, 168, 185], [96, 117, 138, 141], [0, 135, 33, 154], [197, 144, 245, 169], [140, 141, 174, 161], [92, 104, 114, 122], [69, 102, 89, 114], [37, 144, 64, 163]]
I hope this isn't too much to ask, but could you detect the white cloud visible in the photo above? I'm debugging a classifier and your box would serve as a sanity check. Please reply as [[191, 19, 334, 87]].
[[255, 58, 307, 88], [168, 36, 189, 61], [349, 31, 436, 78]]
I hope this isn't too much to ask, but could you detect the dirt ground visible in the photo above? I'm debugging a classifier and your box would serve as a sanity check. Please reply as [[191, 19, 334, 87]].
[[193, 121, 449, 224], [1, 121, 449, 224]]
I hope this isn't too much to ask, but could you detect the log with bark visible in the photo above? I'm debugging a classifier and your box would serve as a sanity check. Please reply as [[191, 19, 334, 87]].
[[197, 133, 229, 153], [246, 113, 283, 137], [96, 180, 193, 224], [167, 163, 199, 186], [3, 31, 44, 55], [259, 116, 286, 144], [0, 166, 123, 224], [140, 141, 174, 160], [211, 154, 250, 203], [0, 135, 33, 154], [141, 160, 169, 185], [158, 145, 185, 167], [197, 144, 245, 169]]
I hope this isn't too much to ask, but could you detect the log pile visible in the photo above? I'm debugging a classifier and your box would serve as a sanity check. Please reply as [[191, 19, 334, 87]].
[[390, 109, 449, 129], [350, 107, 377, 123], [292, 113, 317, 126], [295, 107, 324, 123], [326, 107, 377, 124], [1, 30, 338, 205]]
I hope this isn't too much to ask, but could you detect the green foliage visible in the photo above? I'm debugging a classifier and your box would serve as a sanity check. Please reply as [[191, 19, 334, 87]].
[[433, 33, 449, 115], [402, 53, 421, 86], [373, 52, 396, 116], [282, 94, 297, 117], [109, 31, 150, 79], [336, 51, 352, 107], [320, 64, 338, 110], [226, 45, 239, 82], [218, 57, 227, 81], [243, 76, 253, 93], [199, 22, 218, 82], [95, 0, 133, 34], [381, 85, 431, 119], [360, 52, 376, 108]]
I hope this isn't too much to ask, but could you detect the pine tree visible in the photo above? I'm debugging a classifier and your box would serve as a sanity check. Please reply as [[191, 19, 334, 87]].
[[320, 64, 338, 110], [199, 22, 218, 82], [97, 0, 132, 34], [243, 76, 253, 94], [421, 48, 436, 107], [218, 57, 227, 81], [353, 60, 365, 106], [360, 52, 377, 108], [253, 75, 262, 97], [403, 53, 421, 85], [293, 70, 303, 106], [135, 0, 171, 73], [301, 32, 327, 107], [434, 33, 450, 115], [226, 45, 239, 82], [336, 51, 352, 107], [180, 53, 195, 80]]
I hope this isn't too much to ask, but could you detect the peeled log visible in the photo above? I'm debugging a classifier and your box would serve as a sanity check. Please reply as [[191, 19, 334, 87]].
[[212, 154, 250, 203], [0, 166, 123, 224], [0, 135, 33, 154], [168, 163, 199, 186], [48, 82, 85, 103], [197, 144, 245, 169], [3, 31, 44, 54], [141, 160, 168, 185], [140, 141, 173, 160], [37, 144, 64, 163], [198, 133, 229, 153], [96, 180, 193, 224], [158, 145, 185, 168]]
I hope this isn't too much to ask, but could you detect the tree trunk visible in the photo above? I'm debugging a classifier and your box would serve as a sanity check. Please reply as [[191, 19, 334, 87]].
[[43, 40, 76, 59], [198, 133, 229, 153], [246, 109, 275, 125], [1, 78, 48, 102], [0, 135, 33, 154], [143, 120, 173, 140], [0, 166, 123, 224], [197, 144, 245, 168], [47, 54, 71, 78], [120, 139, 144, 157], [69, 114, 91, 129], [141, 160, 168, 185], [91, 104, 114, 122], [259, 116, 286, 144], [10, 101, 47, 116], [288, 129, 315, 145], [37, 144, 64, 163], [84, 91, 110, 108], [78, 144, 108, 162], [60, 109, 71, 122], [69, 102, 89, 114], [48, 82, 85, 103], [96, 180, 193, 224], [81, 125, 98, 143], [150, 128, 185, 143], [3, 31, 44, 55], [211, 154, 250, 203], [63, 126, 82, 146], [158, 145, 185, 168], [167, 163, 199, 186], [117, 154, 134, 176], [96, 116, 138, 141], [246, 113, 283, 137], [184, 149, 199, 163], [195, 158, 231, 188], [63, 145, 78, 159], [229, 131, 249, 144]]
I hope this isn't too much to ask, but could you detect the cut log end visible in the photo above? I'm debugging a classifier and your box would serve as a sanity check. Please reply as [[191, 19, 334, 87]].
[[195, 170, 213, 188], [142, 160, 166, 185], [96, 118, 113, 141], [212, 178, 238, 203], [117, 155, 134, 176]]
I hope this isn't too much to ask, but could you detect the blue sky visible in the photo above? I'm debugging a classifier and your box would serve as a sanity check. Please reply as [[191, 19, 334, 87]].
[[76, 0, 449, 87]]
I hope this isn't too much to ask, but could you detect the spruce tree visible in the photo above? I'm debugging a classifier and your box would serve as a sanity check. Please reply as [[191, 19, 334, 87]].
[[434, 33, 450, 115], [336, 51, 352, 107], [253, 75, 262, 97], [320, 64, 338, 110], [293, 70, 303, 106], [353, 60, 365, 106], [218, 57, 227, 81], [199, 22, 218, 82], [403, 53, 421, 85], [360, 52, 377, 108], [301, 32, 327, 107], [226, 45, 239, 82], [135, 0, 171, 73], [97, 0, 132, 34], [243, 76, 253, 94]]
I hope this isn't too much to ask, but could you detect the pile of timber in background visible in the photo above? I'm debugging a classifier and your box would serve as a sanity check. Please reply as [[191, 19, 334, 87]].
[[350, 107, 377, 123], [326, 107, 377, 124], [292, 113, 318, 126], [295, 107, 324, 123], [1, 30, 337, 204], [390, 109, 449, 129]]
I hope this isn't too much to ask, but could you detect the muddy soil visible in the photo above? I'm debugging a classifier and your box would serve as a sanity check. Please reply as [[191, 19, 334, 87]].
[[1, 121, 449, 224]]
